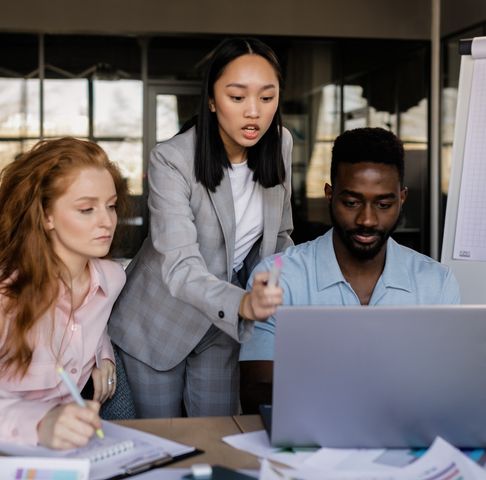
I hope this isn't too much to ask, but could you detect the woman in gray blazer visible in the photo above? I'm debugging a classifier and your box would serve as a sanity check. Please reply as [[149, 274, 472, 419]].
[[109, 37, 293, 417]]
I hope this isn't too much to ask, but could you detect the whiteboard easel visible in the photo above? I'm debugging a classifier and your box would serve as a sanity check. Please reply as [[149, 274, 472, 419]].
[[441, 37, 486, 304]]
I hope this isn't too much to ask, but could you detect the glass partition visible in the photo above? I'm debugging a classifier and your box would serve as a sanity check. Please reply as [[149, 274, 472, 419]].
[[98, 140, 142, 195], [343, 84, 368, 130], [94, 80, 142, 138], [0, 34, 40, 167], [0, 33, 432, 256], [44, 79, 88, 137], [155, 93, 200, 143], [0, 78, 40, 139], [94, 79, 143, 195]]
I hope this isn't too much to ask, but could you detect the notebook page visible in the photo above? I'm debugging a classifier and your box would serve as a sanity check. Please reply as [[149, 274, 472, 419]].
[[0, 421, 195, 480]]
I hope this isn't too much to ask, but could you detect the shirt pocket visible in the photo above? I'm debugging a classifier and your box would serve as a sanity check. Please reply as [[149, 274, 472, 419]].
[[2, 361, 60, 400]]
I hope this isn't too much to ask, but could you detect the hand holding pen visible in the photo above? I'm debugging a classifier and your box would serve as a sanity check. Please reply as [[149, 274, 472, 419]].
[[267, 255, 283, 287], [239, 255, 284, 322], [37, 367, 104, 450]]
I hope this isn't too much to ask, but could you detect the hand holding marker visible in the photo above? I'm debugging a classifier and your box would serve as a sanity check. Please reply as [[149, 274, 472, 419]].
[[57, 366, 105, 440], [267, 255, 283, 287]]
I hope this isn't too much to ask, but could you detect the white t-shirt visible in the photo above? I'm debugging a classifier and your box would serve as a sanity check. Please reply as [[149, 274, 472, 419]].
[[228, 161, 264, 272]]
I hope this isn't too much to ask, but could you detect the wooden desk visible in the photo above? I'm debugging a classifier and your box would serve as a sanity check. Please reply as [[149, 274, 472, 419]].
[[233, 415, 264, 433], [117, 415, 263, 469]]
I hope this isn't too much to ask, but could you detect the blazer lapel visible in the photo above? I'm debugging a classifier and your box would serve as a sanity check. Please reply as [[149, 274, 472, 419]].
[[261, 185, 284, 257], [208, 169, 236, 281]]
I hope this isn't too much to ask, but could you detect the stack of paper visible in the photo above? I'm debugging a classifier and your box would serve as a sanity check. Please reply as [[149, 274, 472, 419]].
[[257, 438, 486, 480], [223, 431, 486, 480]]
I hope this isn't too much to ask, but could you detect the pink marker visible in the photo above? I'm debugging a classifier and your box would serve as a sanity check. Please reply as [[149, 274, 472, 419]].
[[267, 255, 283, 287]]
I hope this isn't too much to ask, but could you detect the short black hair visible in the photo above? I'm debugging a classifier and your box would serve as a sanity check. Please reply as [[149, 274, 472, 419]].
[[192, 36, 285, 192], [330, 128, 405, 186]]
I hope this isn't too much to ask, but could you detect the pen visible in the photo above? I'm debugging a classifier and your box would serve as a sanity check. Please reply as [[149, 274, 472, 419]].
[[267, 255, 283, 287], [57, 366, 105, 439]]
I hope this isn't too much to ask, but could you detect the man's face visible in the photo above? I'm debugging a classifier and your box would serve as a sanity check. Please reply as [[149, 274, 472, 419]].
[[325, 162, 407, 261]]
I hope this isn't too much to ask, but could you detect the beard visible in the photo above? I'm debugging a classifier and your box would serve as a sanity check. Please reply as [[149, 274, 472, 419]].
[[329, 206, 402, 261]]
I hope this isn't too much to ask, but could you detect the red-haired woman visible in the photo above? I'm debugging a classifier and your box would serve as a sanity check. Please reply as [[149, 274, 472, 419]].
[[0, 138, 129, 449]]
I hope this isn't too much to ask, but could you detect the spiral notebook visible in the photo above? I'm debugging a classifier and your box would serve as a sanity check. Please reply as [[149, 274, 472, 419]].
[[0, 421, 199, 479]]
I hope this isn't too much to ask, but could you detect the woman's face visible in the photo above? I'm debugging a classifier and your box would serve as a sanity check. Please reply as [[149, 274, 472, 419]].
[[45, 167, 118, 268], [210, 53, 279, 162]]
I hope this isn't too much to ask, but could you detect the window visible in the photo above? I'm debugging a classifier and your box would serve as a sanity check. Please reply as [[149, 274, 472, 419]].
[[94, 80, 143, 195]]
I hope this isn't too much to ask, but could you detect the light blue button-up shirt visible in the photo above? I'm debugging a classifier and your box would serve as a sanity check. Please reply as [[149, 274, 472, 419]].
[[240, 229, 461, 361]]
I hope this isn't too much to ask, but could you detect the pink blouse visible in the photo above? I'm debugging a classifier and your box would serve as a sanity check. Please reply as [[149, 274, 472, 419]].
[[0, 258, 125, 445]]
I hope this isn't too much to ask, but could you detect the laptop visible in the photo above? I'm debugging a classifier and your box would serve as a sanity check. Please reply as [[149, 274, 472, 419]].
[[270, 305, 486, 448]]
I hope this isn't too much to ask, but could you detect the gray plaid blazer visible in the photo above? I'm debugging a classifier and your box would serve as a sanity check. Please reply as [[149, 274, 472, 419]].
[[109, 126, 293, 371]]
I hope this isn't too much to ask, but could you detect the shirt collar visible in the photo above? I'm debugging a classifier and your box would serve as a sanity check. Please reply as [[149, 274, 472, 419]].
[[88, 258, 110, 296], [316, 229, 348, 291], [380, 237, 413, 292], [58, 258, 109, 300], [316, 229, 412, 293]]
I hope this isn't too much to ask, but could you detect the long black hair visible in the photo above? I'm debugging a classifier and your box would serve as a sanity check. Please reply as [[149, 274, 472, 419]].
[[189, 37, 286, 192]]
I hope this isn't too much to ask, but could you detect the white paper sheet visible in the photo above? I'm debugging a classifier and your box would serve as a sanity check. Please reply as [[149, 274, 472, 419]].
[[259, 437, 486, 480], [222, 430, 319, 467], [222, 431, 417, 470]]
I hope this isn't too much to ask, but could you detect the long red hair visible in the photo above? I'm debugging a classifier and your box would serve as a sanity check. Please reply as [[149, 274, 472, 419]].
[[0, 137, 129, 378]]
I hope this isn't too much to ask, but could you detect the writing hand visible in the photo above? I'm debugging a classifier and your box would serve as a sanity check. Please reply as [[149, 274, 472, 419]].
[[37, 401, 101, 449]]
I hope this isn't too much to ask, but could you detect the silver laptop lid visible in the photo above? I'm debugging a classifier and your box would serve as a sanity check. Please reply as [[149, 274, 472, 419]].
[[272, 305, 486, 448]]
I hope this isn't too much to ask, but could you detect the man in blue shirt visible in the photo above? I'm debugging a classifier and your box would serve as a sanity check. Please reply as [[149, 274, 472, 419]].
[[239, 127, 460, 413]]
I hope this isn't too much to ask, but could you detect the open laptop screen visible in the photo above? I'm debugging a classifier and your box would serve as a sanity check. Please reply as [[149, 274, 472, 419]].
[[271, 305, 486, 448]]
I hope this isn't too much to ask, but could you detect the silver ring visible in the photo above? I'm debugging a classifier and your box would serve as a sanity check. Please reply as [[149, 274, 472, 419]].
[[107, 377, 115, 385]]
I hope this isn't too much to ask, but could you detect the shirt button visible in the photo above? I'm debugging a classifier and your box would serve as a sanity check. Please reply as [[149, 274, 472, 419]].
[[70, 368, 77, 374], [218, 310, 224, 318]]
